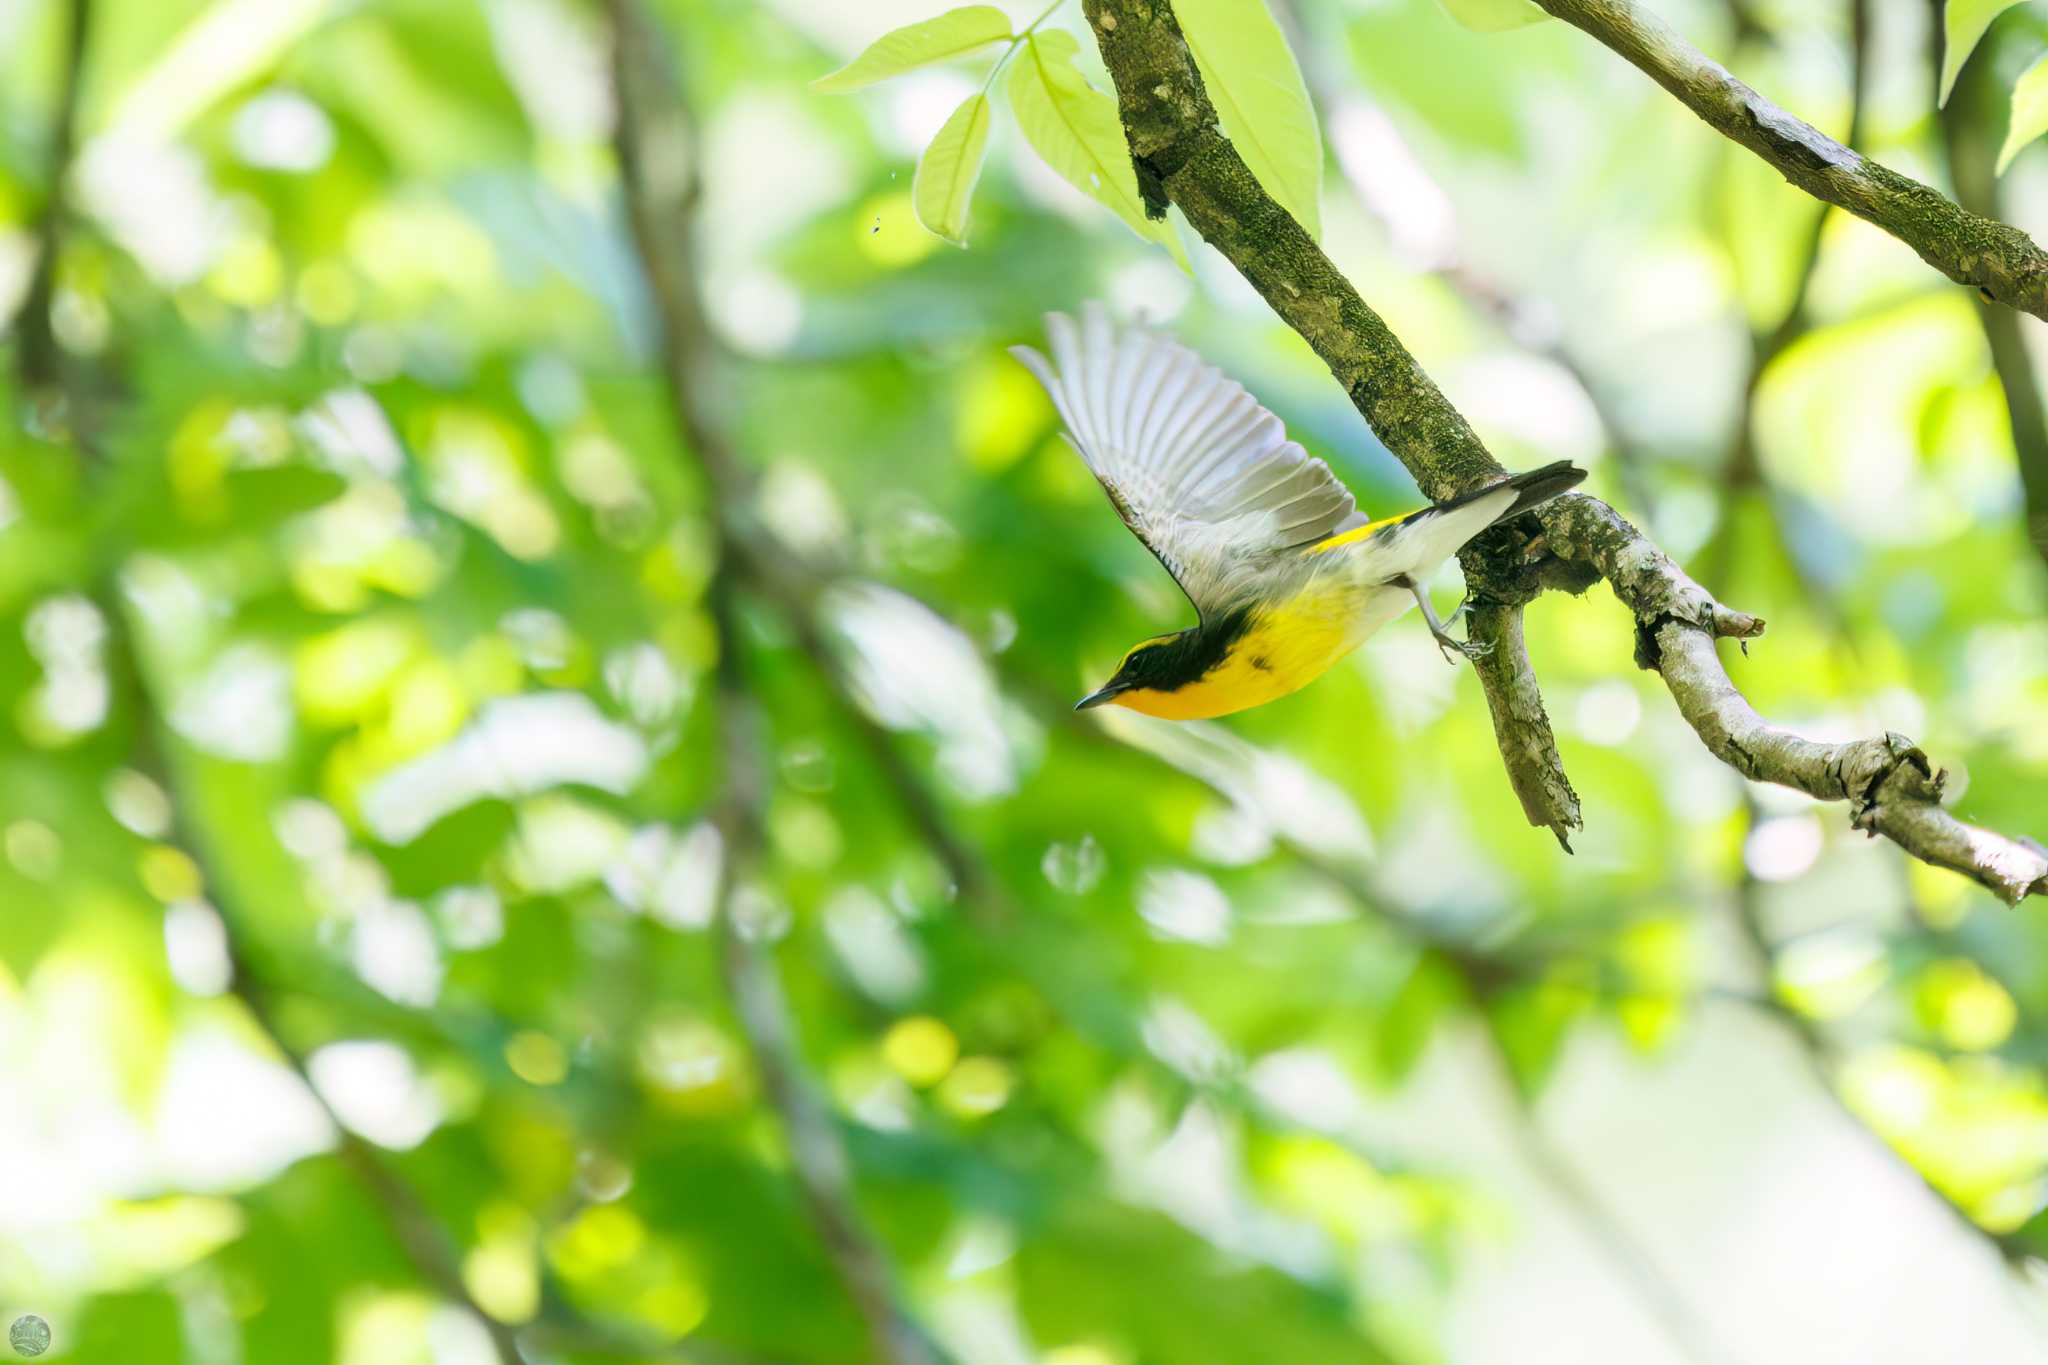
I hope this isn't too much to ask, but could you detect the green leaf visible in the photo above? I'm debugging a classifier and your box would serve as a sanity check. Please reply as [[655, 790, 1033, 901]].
[[1434, 0, 1550, 32], [1174, 0, 1323, 239], [1006, 30, 1184, 260], [1941, 0, 2027, 106], [914, 92, 993, 245], [812, 6, 1013, 93], [1999, 51, 2048, 172]]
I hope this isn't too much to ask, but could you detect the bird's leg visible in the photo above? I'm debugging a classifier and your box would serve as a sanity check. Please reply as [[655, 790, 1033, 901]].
[[1396, 575, 1492, 663]]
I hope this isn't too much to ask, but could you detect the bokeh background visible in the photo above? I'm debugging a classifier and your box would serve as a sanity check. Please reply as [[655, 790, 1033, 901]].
[[3, 0, 2048, 1361]]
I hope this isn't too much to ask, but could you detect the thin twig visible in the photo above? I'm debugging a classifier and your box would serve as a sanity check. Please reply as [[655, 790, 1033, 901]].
[[1530, 0, 2048, 321], [604, 3, 949, 1360]]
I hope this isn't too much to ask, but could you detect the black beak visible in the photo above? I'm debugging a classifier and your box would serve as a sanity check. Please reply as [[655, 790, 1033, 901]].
[[1074, 682, 1128, 711]]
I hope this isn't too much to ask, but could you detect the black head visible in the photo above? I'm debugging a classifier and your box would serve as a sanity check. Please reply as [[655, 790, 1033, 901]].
[[1075, 609, 1252, 710]]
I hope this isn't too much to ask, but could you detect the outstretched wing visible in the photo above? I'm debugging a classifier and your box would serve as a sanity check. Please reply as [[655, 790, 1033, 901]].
[[1010, 304, 1363, 619]]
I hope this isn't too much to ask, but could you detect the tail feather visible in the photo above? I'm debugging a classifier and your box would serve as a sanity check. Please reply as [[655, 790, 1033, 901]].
[[1347, 460, 1587, 579], [1436, 459, 1587, 521]]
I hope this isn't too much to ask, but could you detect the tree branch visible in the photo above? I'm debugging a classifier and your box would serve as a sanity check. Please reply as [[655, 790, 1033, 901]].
[[1725, 843, 2034, 1264], [1936, 20, 2048, 570], [1529, 0, 2048, 321], [1539, 497, 2048, 903], [18, 0, 92, 409], [1082, 0, 2047, 902], [98, 601, 526, 1365], [1084, 0, 1585, 844], [1274, 0, 1657, 518], [601, 0, 997, 923], [1472, 1028, 1744, 1365], [606, 4, 951, 1361]]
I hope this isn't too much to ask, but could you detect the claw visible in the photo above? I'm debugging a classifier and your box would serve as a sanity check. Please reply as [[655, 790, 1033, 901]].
[[1433, 630, 1492, 664]]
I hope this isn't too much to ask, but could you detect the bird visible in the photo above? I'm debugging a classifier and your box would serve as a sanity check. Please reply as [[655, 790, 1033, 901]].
[[1009, 305, 1587, 721]]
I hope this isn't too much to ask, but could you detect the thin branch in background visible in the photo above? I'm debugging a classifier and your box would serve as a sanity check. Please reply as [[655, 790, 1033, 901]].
[[605, 2, 950, 1360], [1934, 7, 2048, 571], [1082, 0, 2045, 903], [1529, 0, 2048, 322], [1697, 0, 1871, 625], [766, 575, 1011, 920], [1673, 0, 2045, 1278], [1723, 832, 2034, 1265], [96, 603, 525, 1365], [10, 13, 548, 1363], [1472, 1027, 1747, 1365], [17, 0, 92, 414], [596, 0, 997, 922], [1266, 831, 1735, 1365]]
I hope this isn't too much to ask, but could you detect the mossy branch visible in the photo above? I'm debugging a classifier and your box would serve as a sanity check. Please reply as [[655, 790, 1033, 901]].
[[1082, 0, 2046, 903], [1532, 0, 2048, 321], [1081, 0, 1585, 845]]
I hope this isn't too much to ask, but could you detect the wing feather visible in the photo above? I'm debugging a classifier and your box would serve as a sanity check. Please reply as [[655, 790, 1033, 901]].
[[1011, 304, 1362, 617]]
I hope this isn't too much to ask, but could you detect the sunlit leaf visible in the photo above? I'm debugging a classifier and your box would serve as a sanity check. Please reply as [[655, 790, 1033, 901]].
[[1005, 30, 1184, 259], [1940, 0, 2027, 106], [1174, 0, 1323, 239], [1434, 0, 1550, 32], [811, 6, 1012, 93], [913, 92, 992, 245], [1999, 51, 2048, 172]]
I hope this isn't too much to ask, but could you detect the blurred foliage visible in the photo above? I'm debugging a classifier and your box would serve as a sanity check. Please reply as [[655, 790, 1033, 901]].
[[0, 0, 2045, 1363]]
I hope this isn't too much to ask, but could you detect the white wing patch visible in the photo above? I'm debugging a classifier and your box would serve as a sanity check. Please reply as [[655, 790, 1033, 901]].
[[1010, 304, 1363, 618]]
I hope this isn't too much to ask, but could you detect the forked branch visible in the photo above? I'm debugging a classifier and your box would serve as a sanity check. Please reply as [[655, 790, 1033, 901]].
[[1082, 0, 2046, 903]]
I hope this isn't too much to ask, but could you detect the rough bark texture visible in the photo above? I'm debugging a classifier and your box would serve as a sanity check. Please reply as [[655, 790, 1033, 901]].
[[1467, 603, 1580, 847], [1533, 0, 2048, 321], [1085, 0, 1496, 501], [1084, 0, 2047, 904], [1083, 0, 1584, 844]]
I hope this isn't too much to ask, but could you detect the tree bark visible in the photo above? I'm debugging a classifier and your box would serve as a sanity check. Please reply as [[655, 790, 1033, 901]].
[[1532, 0, 2048, 321], [1081, 0, 2047, 904]]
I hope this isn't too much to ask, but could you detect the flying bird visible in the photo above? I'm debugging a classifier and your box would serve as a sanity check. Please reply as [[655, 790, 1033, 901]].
[[1011, 306, 1586, 721]]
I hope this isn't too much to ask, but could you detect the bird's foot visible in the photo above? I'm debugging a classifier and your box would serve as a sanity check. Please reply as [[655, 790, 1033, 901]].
[[1432, 628, 1493, 664]]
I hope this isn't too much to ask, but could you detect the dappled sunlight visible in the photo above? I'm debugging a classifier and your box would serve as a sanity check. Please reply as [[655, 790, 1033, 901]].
[[1099, 709, 1374, 865], [828, 581, 1019, 799], [4, 0, 2047, 1357], [307, 1040, 442, 1151], [361, 692, 648, 843]]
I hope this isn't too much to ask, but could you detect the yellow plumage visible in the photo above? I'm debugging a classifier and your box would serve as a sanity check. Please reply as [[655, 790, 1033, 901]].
[[1114, 582, 1368, 720], [1010, 306, 1586, 722]]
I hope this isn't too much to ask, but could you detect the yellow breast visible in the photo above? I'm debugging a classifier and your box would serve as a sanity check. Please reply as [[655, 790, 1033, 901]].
[[1116, 591, 1363, 721]]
